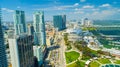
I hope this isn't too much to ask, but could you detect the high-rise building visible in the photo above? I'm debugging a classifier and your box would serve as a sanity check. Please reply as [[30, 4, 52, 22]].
[[33, 11, 46, 45], [33, 11, 47, 66], [53, 15, 66, 31], [81, 18, 93, 27], [0, 8, 8, 67], [34, 32, 41, 45], [62, 15, 66, 29], [27, 24, 34, 35], [33, 46, 44, 66], [33, 56, 39, 67], [14, 10, 26, 35], [8, 34, 34, 67]]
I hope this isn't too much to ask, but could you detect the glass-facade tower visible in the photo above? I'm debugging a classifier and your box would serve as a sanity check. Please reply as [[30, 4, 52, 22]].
[[8, 34, 34, 67], [53, 15, 66, 31], [33, 11, 46, 45], [14, 10, 26, 35], [0, 8, 8, 67]]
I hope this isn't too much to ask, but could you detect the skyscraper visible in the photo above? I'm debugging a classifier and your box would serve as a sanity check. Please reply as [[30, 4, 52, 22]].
[[34, 32, 41, 45], [33, 11, 46, 45], [53, 15, 66, 31], [33, 11, 47, 66], [62, 15, 66, 29], [0, 8, 8, 67], [33, 56, 39, 67], [8, 34, 34, 67], [14, 10, 26, 35], [27, 24, 34, 35], [33, 46, 44, 66]]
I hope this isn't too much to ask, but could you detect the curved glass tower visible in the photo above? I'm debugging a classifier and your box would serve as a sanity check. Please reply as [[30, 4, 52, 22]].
[[33, 11, 46, 45], [14, 10, 26, 35]]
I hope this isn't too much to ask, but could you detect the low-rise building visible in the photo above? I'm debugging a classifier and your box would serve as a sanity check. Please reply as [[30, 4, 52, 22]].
[[66, 28, 82, 42], [46, 28, 55, 46], [46, 36, 54, 47]]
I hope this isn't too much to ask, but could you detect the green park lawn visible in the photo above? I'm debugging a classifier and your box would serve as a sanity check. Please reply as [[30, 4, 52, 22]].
[[98, 58, 111, 64], [114, 60, 120, 64], [65, 51, 80, 64], [89, 61, 100, 67], [67, 60, 85, 67]]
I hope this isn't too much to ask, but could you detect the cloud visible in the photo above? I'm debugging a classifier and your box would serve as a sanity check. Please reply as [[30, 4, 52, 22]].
[[80, 0, 86, 2], [92, 8, 99, 11], [53, 1, 61, 4], [83, 5, 94, 9], [1, 8, 14, 12], [35, 6, 68, 11], [35, 3, 80, 11], [74, 11, 84, 14], [75, 8, 83, 11], [17, 6, 21, 8], [84, 8, 120, 20], [53, 6, 67, 10], [92, 11, 99, 15], [100, 3, 111, 7], [52, 5, 75, 10], [75, 8, 99, 11], [118, 9, 120, 13], [74, 3, 79, 6]]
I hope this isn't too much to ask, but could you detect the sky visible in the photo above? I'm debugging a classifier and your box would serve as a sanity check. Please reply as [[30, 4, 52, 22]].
[[0, 0, 120, 21]]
